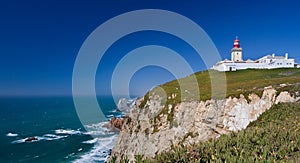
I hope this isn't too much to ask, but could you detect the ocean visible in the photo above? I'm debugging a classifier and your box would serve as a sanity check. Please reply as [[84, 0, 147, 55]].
[[0, 96, 122, 162]]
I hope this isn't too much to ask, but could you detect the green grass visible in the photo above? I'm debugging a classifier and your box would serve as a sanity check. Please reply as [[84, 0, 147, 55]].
[[139, 68, 300, 107], [127, 102, 300, 162]]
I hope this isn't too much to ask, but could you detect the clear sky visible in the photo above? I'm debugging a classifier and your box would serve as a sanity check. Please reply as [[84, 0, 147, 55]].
[[1, 0, 300, 97]]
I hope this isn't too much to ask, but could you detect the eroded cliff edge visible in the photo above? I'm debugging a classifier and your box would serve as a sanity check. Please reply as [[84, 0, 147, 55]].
[[109, 86, 299, 161]]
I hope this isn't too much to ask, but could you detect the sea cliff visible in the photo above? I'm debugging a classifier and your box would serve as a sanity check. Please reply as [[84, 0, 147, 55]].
[[109, 86, 299, 162]]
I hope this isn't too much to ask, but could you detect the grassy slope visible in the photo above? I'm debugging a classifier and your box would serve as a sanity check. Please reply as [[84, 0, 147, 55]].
[[140, 68, 300, 108]]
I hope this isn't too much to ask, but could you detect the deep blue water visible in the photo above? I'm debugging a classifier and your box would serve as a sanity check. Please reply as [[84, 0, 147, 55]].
[[0, 96, 121, 162]]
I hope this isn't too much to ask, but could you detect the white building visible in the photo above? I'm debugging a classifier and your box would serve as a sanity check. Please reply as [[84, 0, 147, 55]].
[[212, 37, 295, 71]]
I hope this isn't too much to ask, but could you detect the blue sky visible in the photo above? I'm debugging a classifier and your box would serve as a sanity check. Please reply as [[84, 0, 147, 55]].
[[1, 0, 300, 96]]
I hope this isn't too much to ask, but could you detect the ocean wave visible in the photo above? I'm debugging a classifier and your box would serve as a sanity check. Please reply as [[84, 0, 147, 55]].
[[105, 114, 114, 118], [84, 122, 115, 136], [74, 134, 118, 163], [11, 134, 68, 144], [55, 129, 82, 135], [42, 134, 68, 140], [12, 137, 38, 144], [82, 138, 98, 144], [114, 114, 124, 118], [8, 120, 118, 163], [84, 122, 108, 130], [65, 152, 76, 159], [6, 132, 18, 137], [83, 130, 110, 137]]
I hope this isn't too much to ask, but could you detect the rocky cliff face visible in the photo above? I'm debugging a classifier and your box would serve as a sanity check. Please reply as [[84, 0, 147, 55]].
[[109, 87, 298, 162]]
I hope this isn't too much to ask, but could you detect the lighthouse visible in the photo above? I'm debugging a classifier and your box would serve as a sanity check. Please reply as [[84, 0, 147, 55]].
[[211, 36, 295, 71], [231, 37, 243, 61]]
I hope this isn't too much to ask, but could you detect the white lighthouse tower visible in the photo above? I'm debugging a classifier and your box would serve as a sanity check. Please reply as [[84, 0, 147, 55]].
[[231, 37, 243, 61]]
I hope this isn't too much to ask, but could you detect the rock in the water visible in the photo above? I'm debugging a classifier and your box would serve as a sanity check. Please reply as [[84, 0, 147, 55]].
[[103, 116, 130, 132], [25, 137, 38, 142]]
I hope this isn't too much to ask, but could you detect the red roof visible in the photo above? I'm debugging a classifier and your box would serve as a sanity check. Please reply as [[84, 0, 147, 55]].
[[233, 36, 240, 48]]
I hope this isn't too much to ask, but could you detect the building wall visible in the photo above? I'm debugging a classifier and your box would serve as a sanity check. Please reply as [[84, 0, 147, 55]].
[[212, 58, 295, 72], [231, 48, 242, 62]]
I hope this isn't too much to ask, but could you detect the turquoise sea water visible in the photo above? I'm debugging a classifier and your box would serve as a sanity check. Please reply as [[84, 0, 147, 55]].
[[0, 96, 121, 162]]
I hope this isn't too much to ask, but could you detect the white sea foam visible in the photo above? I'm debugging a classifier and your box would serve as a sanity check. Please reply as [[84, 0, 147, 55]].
[[12, 138, 32, 144], [82, 138, 98, 144], [73, 121, 121, 162], [85, 122, 108, 130], [43, 134, 58, 138], [65, 152, 76, 159], [6, 133, 18, 137], [105, 114, 114, 118], [84, 131, 101, 136], [11, 134, 68, 144], [84, 122, 114, 136], [84, 130, 114, 137], [12, 136, 41, 144], [74, 134, 118, 163], [42, 134, 68, 140], [55, 129, 81, 135]]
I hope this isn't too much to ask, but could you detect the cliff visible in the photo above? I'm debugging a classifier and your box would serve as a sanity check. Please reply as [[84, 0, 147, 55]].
[[109, 86, 299, 162]]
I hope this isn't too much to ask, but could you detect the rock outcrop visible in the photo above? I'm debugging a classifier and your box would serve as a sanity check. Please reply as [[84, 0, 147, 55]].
[[117, 98, 139, 113], [103, 116, 131, 132], [275, 91, 296, 104], [109, 87, 299, 162]]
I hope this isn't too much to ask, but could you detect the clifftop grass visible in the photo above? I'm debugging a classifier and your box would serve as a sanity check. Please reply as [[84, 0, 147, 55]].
[[140, 68, 300, 108]]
